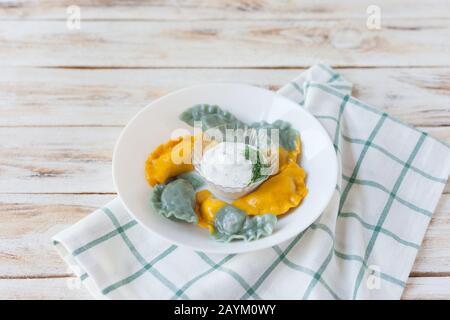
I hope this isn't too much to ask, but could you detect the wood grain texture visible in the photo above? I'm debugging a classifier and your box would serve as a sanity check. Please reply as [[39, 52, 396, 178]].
[[1, 67, 450, 127], [0, 127, 117, 193], [0, 278, 93, 300], [0, 194, 114, 277], [0, 276, 449, 300], [1, 19, 450, 68], [0, 193, 448, 277], [403, 277, 450, 300], [1, 0, 449, 20]]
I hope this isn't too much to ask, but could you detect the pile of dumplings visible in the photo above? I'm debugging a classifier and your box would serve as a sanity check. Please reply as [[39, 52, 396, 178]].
[[145, 105, 308, 242]]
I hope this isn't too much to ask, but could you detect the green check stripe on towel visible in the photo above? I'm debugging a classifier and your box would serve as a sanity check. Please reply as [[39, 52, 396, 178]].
[[53, 65, 450, 299]]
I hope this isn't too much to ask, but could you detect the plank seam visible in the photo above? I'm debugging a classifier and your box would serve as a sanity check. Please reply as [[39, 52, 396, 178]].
[[26, 65, 450, 70]]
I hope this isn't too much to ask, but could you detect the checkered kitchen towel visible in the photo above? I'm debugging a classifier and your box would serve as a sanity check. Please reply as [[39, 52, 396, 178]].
[[53, 65, 450, 299]]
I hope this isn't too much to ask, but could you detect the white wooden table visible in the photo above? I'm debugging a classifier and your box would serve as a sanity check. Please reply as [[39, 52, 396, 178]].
[[1, 0, 449, 299]]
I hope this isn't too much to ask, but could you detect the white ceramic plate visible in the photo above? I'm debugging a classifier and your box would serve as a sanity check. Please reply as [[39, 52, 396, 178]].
[[113, 84, 337, 253]]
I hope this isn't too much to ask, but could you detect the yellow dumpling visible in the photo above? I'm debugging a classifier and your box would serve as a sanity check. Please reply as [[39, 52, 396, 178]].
[[196, 190, 227, 233], [278, 136, 302, 169], [145, 135, 194, 186], [232, 161, 307, 216]]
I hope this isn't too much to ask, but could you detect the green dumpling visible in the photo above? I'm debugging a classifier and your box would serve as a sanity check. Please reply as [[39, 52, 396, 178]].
[[179, 104, 247, 132], [213, 205, 277, 242], [175, 171, 205, 190], [250, 120, 300, 151], [151, 179, 198, 224]]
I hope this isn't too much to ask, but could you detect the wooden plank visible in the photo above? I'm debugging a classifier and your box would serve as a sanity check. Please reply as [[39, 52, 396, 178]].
[[0, 278, 92, 300], [0, 276, 448, 299], [1, 67, 450, 127], [0, 125, 448, 194], [403, 277, 450, 300], [414, 193, 450, 274], [1, 19, 450, 68], [0, 194, 114, 277], [0, 127, 117, 193], [0, 193, 448, 277], [1, 0, 449, 20]]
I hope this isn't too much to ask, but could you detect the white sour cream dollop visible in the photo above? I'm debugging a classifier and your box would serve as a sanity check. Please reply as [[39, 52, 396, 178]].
[[200, 142, 254, 188]]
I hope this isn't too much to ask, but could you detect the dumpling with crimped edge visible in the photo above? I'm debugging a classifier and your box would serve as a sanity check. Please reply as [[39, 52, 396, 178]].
[[151, 179, 198, 224], [177, 171, 205, 190], [195, 190, 227, 233], [250, 119, 300, 151], [278, 135, 301, 169], [232, 162, 308, 216], [179, 104, 247, 131], [145, 135, 194, 186], [213, 205, 277, 242]]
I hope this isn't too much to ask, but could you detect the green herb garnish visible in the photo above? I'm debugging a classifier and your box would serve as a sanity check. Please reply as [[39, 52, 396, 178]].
[[243, 144, 270, 185], [249, 148, 269, 184], [244, 144, 250, 160]]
